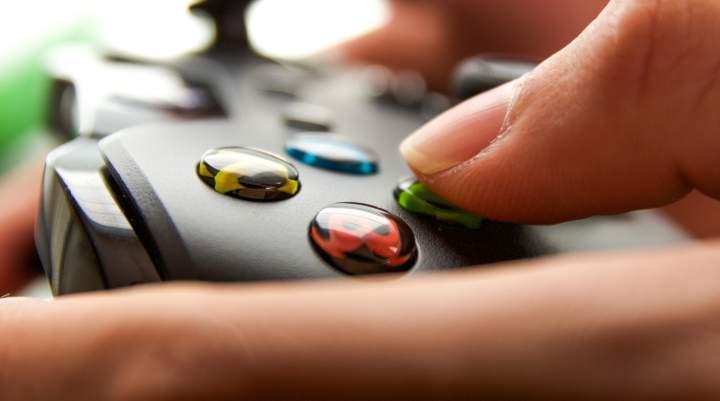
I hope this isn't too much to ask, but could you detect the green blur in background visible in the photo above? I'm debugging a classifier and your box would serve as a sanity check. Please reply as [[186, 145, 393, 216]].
[[0, 19, 96, 171], [0, 0, 381, 173]]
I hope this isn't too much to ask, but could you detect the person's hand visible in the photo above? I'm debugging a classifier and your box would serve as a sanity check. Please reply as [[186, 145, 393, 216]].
[[3, 1, 720, 400], [386, 0, 720, 224], [0, 161, 43, 295], [3, 246, 720, 401]]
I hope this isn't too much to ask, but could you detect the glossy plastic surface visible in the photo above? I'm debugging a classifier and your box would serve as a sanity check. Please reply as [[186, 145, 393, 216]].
[[38, 49, 690, 294], [95, 53, 550, 285], [285, 134, 379, 175], [394, 177, 484, 229], [37, 138, 159, 294], [197, 147, 301, 201], [310, 203, 417, 275]]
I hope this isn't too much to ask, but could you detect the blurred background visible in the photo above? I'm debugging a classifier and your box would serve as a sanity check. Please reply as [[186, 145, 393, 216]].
[[0, 0, 389, 166]]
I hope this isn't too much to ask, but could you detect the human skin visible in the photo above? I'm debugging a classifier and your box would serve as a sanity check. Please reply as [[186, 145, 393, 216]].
[[3, 244, 720, 401], [0, 161, 42, 295], [3, 0, 720, 399]]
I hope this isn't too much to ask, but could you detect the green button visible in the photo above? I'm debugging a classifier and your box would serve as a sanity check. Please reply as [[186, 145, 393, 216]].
[[393, 177, 483, 229]]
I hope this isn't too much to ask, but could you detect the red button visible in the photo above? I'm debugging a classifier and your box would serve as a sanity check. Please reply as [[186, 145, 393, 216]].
[[310, 203, 417, 275]]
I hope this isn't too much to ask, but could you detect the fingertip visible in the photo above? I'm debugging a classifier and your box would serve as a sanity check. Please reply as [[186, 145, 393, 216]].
[[401, 81, 517, 175]]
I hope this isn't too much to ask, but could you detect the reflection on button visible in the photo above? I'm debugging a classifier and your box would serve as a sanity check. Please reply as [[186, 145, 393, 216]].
[[197, 147, 301, 201], [310, 203, 417, 275], [394, 177, 484, 229], [282, 103, 333, 132], [285, 134, 378, 175]]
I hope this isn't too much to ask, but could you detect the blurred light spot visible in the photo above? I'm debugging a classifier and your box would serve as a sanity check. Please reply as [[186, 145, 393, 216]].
[[247, 0, 389, 60], [0, 0, 93, 68], [97, 0, 216, 61]]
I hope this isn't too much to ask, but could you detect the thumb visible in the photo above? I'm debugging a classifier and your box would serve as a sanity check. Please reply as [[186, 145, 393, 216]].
[[400, 0, 720, 224]]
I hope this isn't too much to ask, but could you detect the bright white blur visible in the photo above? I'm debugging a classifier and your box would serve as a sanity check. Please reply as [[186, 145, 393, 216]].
[[0, 0, 388, 64], [0, 0, 212, 65], [247, 0, 390, 60]]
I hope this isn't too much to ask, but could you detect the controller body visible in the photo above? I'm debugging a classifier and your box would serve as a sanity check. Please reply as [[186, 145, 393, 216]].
[[36, 4, 686, 295], [38, 49, 559, 294]]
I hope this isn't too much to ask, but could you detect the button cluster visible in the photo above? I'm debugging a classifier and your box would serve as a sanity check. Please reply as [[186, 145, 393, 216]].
[[193, 64, 486, 276]]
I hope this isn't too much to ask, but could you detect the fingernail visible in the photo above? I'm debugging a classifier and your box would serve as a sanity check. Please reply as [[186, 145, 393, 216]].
[[400, 81, 518, 176]]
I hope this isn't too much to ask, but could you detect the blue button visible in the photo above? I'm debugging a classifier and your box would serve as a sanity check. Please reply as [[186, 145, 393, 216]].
[[285, 134, 379, 175]]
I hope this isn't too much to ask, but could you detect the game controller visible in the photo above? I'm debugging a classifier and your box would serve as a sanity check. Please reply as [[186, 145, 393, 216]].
[[35, 0, 683, 295]]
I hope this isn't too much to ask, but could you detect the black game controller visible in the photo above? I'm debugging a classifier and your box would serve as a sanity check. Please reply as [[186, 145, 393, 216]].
[[35, 1, 681, 295]]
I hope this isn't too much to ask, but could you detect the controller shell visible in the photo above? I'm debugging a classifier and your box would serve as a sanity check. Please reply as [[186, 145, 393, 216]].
[[37, 48, 687, 295]]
